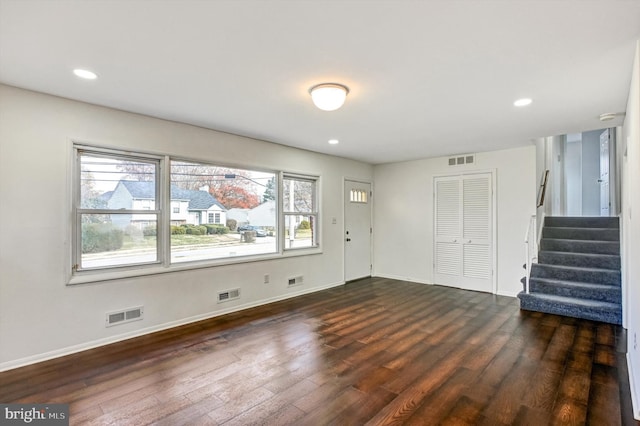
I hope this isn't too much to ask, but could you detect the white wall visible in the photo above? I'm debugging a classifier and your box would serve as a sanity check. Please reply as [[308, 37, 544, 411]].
[[622, 41, 640, 420], [565, 139, 583, 216], [0, 84, 373, 370], [581, 130, 602, 216], [373, 145, 536, 297]]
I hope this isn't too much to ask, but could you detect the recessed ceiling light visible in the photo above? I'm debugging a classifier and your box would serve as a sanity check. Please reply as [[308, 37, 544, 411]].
[[328, 139, 339, 145], [73, 69, 97, 80], [514, 98, 532, 107]]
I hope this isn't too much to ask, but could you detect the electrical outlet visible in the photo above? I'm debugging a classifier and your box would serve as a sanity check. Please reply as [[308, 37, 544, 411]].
[[264, 274, 270, 284]]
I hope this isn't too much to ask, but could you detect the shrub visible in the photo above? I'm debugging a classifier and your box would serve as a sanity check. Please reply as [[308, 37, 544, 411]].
[[182, 224, 200, 235], [298, 220, 310, 230], [142, 226, 157, 237], [171, 225, 186, 235], [186, 225, 207, 235], [82, 223, 124, 253], [226, 219, 237, 231], [205, 224, 230, 235]]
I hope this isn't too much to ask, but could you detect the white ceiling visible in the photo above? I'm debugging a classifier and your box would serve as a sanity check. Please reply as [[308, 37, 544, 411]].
[[1, 1, 639, 164]]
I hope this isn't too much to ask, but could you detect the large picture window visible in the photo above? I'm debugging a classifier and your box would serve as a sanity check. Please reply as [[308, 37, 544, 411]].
[[169, 160, 276, 263], [72, 144, 304, 280], [283, 175, 318, 249]]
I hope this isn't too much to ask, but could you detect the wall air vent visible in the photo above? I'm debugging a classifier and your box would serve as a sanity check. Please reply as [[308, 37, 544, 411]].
[[288, 276, 304, 287], [218, 288, 240, 303], [106, 306, 144, 327], [448, 154, 475, 166]]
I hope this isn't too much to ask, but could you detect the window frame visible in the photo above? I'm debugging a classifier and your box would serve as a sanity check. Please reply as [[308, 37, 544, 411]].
[[281, 173, 320, 251], [70, 144, 321, 285], [72, 145, 166, 275]]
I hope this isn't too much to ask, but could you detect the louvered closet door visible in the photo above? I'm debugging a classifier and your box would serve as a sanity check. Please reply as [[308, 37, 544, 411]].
[[434, 173, 493, 293]]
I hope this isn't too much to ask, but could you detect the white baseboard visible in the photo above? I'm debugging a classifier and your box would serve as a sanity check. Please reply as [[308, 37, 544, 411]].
[[372, 273, 432, 285], [627, 352, 640, 420], [374, 274, 518, 298], [0, 280, 345, 372]]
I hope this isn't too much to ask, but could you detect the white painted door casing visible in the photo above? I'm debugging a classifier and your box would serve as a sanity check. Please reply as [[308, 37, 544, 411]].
[[434, 173, 494, 293], [345, 180, 372, 281]]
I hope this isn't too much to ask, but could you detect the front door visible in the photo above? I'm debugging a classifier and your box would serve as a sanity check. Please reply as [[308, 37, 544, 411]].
[[433, 173, 494, 293], [344, 180, 372, 281]]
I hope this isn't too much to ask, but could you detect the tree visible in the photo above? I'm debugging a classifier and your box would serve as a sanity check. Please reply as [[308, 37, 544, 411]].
[[212, 185, 260, 209], [170, 162, 263, 209], [119, 160, 267, 210], [283, 178, 313, 212], [116, 161, 155, 181], [80, 166, 109, 222], [263, 177, 276, 203]]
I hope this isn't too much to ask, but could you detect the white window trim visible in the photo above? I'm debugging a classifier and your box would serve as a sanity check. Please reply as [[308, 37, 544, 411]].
[[68, 143, 322, 285], [72, 145, 166, 274], [282, 173, 320, 251]]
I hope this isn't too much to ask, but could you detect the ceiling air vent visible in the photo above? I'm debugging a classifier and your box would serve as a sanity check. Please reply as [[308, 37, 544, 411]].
[[218, 288, 240, 303], [448, 154, 475, 166]]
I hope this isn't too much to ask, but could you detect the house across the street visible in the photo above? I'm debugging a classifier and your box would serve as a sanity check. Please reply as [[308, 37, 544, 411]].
[[107, 181, 227, 229]]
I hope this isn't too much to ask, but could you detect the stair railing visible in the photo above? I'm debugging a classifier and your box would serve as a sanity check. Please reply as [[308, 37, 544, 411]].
[[524, 214, 537, 293]]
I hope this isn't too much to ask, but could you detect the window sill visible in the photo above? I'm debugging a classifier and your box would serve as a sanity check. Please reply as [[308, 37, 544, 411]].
[[67, 247, 323, 285]]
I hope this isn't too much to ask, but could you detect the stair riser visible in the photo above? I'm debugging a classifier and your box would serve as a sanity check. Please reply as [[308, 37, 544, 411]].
[[539, 239, 620, 255], [529, 280, 621, 303], [538, 252, 621, 270], [531, 264, 621, 286], [544, 216, 619, 229], [542, 227, 619, 241], [518, 294, 622, 325]]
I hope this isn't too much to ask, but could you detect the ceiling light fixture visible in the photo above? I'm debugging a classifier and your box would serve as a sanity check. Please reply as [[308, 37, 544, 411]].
[[73, 69, 97, 80], [514, 98, 532, 107], [328, 139, 339, 145], [309, 83, 349, 111]]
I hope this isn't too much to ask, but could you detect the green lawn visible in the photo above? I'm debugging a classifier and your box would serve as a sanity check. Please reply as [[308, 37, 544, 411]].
[[119, 229, 309, 251], [121, 233, 239, 250]]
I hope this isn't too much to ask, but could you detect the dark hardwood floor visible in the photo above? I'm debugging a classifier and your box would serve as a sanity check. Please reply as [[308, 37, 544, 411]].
[[1, 278, 638, 425]]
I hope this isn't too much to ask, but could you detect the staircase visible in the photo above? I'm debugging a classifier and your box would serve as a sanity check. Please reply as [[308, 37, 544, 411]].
[[517, 216, 622, 325]]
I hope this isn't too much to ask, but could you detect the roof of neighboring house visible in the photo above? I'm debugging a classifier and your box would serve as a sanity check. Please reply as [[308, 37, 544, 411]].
[[120, 181, 156, 199], [116, 181, 226, 211]]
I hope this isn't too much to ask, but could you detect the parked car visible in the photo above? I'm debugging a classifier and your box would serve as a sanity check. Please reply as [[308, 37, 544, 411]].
[[237, 225, 267, 237]]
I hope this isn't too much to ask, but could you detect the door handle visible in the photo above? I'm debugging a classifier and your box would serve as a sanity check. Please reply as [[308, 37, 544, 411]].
[[346, 238, 351, 242]]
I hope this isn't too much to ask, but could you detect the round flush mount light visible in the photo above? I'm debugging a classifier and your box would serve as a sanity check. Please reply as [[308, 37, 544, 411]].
[[73, 69, 97, 80], [309, 83, 349, 111], [514, 98, 532, 107], [328, 139, 339, 145]]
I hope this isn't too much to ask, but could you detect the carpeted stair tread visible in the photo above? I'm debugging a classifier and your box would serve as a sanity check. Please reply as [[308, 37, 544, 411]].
[[539, 238, 620, 255], [544, 216, 619, 229], [537, 250, 621, 270], [528, 277, 621, 303], [518, 291, 622, 324], [530, 277, 621, 290], [542, 226, 619, 241], [521, 292, 620, 309], [530, 263, 621, 286]]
